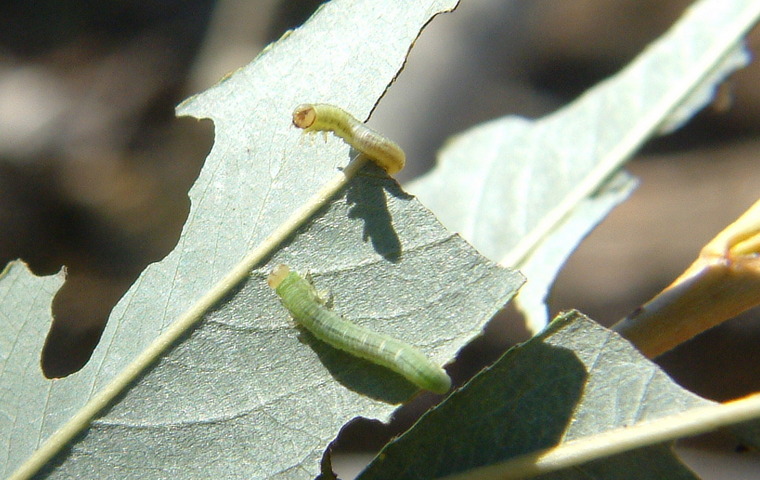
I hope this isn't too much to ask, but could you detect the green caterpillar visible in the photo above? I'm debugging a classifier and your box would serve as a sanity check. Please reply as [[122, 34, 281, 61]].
[[268, 264, 451, 394], [292, 103, 406, 175]]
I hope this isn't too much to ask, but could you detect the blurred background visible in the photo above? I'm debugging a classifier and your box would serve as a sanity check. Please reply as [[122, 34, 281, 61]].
[[1, 0, 759, 478]]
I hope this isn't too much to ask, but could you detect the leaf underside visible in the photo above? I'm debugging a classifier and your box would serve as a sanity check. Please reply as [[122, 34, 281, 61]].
[[357, 312, 710, 480]]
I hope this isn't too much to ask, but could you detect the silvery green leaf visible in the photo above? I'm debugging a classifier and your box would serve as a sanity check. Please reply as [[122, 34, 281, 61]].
[[0, 1, 521, 479], [408, 0, 760, 332], [357, 311, 711, 480]]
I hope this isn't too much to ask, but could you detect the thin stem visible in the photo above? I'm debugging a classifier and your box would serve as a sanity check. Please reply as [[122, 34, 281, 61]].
[[440, 393, 760, 480]]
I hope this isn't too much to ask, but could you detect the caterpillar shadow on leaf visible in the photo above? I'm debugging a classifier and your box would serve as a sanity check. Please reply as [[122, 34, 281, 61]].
[[345, 163, 407, 263]]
